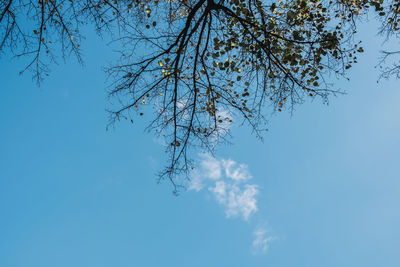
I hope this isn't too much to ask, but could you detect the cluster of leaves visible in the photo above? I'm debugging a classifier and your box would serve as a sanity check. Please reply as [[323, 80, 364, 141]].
[[1, 0, 399, 191], [106, 0, 367, 188]]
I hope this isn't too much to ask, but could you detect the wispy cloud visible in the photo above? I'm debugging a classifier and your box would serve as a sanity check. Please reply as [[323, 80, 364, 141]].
[[222, 159, 252, 181], [189, 154, 278, 254], [188, 154, 221, 192], [189, 154, 258, 221], [209, 182, 258, 220], [201, 154, 222, 180], [251, 226, 277, 254], [188, 171, 204, 192]]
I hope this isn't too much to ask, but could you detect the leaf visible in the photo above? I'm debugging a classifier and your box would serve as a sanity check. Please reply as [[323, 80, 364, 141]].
[[123, 72, 132, 78]]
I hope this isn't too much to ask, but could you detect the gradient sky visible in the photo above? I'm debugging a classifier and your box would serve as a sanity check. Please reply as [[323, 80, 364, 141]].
[[1, 19, 399, 267]]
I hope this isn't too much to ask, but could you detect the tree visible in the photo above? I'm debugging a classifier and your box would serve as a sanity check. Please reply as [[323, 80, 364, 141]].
[[1, 0, 399, 191]]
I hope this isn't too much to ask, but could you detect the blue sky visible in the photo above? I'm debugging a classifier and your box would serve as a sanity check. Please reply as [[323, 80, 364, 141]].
[[1, 20, 400, 267]]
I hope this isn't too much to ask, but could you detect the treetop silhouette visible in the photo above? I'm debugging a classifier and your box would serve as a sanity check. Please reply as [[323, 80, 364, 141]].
[[1, 0, 399, 191]]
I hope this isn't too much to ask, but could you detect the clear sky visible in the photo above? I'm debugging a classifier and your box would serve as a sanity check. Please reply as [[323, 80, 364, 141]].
[[1, 19, 399, 267]]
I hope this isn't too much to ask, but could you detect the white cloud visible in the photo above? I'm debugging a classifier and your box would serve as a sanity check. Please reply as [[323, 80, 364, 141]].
[[208, 108, 233, 144], [188, 154, 276, 255], [210, 180, 227, 197], [188, 154, 278, 254], [222, 159, 252, 181], [188, 154, 221, 191], [200, 154, 222, 180], [252, 227, 277, 254], [209, 182, 258, 221], [188, 171, 204, 192], [189, 154, 259, 221]]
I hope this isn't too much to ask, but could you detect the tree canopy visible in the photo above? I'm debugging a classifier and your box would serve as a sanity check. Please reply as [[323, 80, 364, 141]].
[[1, 0, 399, 191]]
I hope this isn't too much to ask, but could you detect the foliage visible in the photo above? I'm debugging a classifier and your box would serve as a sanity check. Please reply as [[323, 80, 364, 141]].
[[1, 0, 399, 191]]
